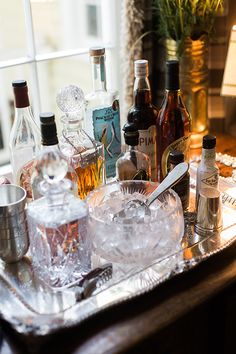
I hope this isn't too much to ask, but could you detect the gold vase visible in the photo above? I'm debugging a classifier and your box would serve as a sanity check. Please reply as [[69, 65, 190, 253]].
[[166, 35, 209, 148]]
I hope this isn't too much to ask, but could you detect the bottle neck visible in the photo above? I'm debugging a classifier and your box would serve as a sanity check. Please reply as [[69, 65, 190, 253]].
[[169, 162, 177, 171], [126, 145, 137, 153], [42, 143, 59, 150], [41, 124, 58, 146], [162, 89, 184, 107], [201, 148, 216, 165], [91, 55, 107, 92], [13, 85, 30, 108], [15, 106, 33, 120], [133, 77, 152, 106], [63, 120, 82, 133]]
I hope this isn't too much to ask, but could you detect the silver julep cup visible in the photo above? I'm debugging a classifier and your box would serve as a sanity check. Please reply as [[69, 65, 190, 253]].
[[0, 184, 29, 263], [195, 188, 223, 235]]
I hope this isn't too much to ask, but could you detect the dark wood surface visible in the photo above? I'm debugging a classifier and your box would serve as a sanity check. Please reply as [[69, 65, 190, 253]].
[[1, 134, 236, 354], [191, 133, 236, 158]]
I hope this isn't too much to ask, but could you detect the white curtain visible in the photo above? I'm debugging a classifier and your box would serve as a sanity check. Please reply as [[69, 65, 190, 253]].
[[120, 0, 146, 124]]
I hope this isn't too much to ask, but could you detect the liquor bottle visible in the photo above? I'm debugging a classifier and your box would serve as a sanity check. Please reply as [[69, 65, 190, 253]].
[[85, 47, 121, 179], [169, 150, 190, 211], [9, 80, 41, 200], [31, 112, 77, 200], [156, 60, 191, 182], [57, 85, 105, 199], [116, 122, 151, 181], [127, 59, 158, 181], [196, 135, 219, 207], [27, 147, 89, 287]]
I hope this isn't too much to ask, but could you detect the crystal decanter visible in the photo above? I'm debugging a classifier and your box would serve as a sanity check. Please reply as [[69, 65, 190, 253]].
[[27, 148, 90, 288], [57, 85, 105, 200]]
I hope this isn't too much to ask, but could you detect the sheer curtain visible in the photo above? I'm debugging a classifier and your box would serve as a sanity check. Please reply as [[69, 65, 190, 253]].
[[120, 0, 146, 123]]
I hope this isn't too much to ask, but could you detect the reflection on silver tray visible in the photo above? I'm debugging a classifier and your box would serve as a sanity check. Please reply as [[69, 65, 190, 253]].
[[1, 178, 236, 336]]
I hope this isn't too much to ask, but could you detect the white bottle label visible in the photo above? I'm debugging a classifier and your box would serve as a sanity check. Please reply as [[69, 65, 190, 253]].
[[196, 148, 219, 208], [92, 102, 121, 178], [201, 172, 219, 187], [138, 125, 157, 181]]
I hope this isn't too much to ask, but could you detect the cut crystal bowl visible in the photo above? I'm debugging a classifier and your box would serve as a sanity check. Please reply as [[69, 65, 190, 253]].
[[86, 180, 184, 265]]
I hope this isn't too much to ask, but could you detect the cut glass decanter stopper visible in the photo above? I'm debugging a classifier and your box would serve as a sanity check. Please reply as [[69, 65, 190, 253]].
[[56, 85, 85, 114], [39, 148, 68, 184], [57, 85, 105, 199]]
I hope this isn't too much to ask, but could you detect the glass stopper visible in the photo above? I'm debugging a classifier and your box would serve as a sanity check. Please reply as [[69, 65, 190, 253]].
[[38, 150, 68, 184], [56, 85, 85, 113]]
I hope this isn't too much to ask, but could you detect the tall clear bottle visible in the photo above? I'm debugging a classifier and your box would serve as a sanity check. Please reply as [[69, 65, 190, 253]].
[[57, 85, 105, 199], [127, 60, 158, 181], [9, 80, 41, 200], [85, 47, 121, 179], [196, 135, 219, 207], [156, 60, 191, 182]]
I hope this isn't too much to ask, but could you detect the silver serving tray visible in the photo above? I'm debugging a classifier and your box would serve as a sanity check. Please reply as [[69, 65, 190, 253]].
[[1, 172, 236, 336]]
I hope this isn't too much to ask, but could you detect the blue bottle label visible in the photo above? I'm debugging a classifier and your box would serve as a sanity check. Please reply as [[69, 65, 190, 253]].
[[92, 101, 121, 178]]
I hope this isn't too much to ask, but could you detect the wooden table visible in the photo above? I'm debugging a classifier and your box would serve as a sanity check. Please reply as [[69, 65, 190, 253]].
[[191, 133, 236, 158], [1, 134, 236, 354]]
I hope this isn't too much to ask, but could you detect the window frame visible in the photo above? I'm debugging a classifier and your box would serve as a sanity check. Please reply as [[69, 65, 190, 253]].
[[0, 0, 121, 168]]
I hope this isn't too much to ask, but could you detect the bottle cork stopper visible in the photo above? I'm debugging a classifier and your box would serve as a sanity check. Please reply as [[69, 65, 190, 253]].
[[89, 47, 105, 57], [134, 60, 149, 77]]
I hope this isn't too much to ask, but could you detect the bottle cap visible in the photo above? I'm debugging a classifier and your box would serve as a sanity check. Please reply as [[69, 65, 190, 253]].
[[169, 150, 184, 165], [89, 47, 105, 56], [203, 135, 216, 149], [134, 60, 149, 78], [166, 60, 180, 90], [12, 80, 30, 108], [123, 123, 139, 146], [12, 80, 27, 88], [40, 112, 58, 146]]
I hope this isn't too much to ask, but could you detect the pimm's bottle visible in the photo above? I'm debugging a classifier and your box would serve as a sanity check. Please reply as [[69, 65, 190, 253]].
[[127, 59, 158, 181]]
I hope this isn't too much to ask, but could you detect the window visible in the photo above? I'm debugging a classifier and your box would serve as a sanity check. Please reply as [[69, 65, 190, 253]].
[[86, 4, 100, 37], [0, 0, 121, 166]]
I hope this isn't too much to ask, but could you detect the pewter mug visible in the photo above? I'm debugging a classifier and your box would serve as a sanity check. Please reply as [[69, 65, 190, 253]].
[[0, 184, 29, 263], [195, 187, 223, 234]]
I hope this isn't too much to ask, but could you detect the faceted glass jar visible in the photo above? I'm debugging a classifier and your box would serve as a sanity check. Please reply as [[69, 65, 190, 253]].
[[27, 184, 90, 287], [86, 181, 184, 265], [59, 119, 105, 200]]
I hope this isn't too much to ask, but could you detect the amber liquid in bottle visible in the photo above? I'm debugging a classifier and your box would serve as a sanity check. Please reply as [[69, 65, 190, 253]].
[[73, 155, 104, 200], [127, 60, 158, 181], [156, 60, 191, 182]]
